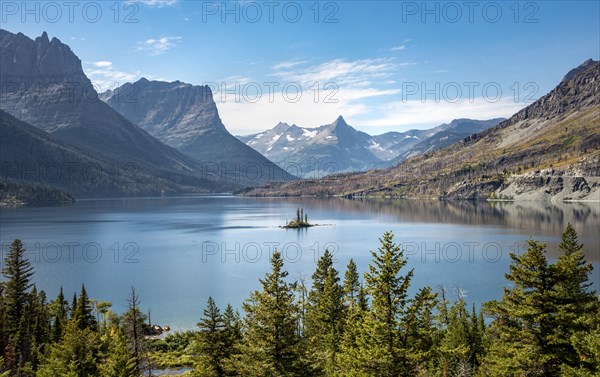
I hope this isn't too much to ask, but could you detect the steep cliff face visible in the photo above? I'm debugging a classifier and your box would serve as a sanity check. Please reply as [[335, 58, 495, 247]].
[[0, 30, 198, 171], [101, 79, 294, 184], [0, 30, 239, 194], [240, 60, 600, 201], [100, 79, 226, 145]]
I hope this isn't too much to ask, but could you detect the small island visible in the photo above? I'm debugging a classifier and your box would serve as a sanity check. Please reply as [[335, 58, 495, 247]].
[[282, 208, 314, 229]]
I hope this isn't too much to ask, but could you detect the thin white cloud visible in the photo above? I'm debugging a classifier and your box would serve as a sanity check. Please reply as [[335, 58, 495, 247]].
[[361, 97, 524, 129], [84, 62, 142, 93], [272, 60, 309, 70], [273, 58, 399, 89], [136, 36, 182, 56], [92, 61, 113, 68], [217, 57, 407, 134], [390, 45, 406, 51]]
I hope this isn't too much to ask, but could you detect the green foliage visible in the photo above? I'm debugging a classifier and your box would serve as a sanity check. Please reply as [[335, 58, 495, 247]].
[[36, 320, 99, 377], [230, 250, 303, 376], [338, 231, 416, 376], [304, 251, 345, 375], [1, 225, 597, 377], [482, 226, 598, 376], [195, 297, 240, 377], [1, 239, 35, 375], [73, 284, 97, 331], [99, 328, 137, 377]]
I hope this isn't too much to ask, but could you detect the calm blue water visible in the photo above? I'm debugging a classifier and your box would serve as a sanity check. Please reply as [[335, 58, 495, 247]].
[[1, 195, 598, 331]]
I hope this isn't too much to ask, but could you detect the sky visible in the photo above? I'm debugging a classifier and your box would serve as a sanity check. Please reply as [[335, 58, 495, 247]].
[[2, 0, 599, 135]]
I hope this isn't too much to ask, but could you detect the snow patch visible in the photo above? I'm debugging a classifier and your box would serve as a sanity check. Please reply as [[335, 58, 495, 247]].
[[286, 135, 295, 141], [302, 129, 318, 138]]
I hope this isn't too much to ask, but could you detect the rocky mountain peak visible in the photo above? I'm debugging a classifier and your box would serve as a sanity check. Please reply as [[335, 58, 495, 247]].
[[0, 29, 86, 88], [36, 31, 49, 45], [561, 58, 598, 83], [331, 115, 348, 128]]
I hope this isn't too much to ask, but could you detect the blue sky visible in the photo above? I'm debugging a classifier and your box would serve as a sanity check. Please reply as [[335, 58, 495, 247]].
[[2, 0, 599, 135]]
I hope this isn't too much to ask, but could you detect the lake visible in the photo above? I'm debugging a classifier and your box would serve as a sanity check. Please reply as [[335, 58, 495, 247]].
[[1, 195, 598, 331]]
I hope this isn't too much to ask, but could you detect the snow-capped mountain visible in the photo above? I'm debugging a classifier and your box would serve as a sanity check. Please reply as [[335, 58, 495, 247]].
[[238, 117, 504, 177]]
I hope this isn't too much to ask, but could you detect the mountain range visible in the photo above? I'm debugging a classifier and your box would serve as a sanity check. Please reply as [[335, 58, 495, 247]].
[[238, 117, 504, 177], [1, 29, 597, 204], [239, 59, 600, 201], [0, 29, 291, 200]]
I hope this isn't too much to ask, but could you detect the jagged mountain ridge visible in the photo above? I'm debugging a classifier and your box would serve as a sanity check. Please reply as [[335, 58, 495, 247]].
[[239, 116, 502, 177], [239, 116, 382, 177]]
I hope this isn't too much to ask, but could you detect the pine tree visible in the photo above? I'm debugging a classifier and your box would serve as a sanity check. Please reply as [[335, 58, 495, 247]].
[[482, 239, 556, 376], [1, 239, 34, 374], [339, 231, 415, 376], [437, 296, 472, 376], [28, 288, 51, 371], [231, 251, 302, 376], [403, 287, 437, 372], [342, 259, 360, 310], [195, 297, 226, 377], [73, 284, 97, 330], [553, 223, 598, 369], [51, 288, 69, 342], [99, 327, 137, 377], [71, 293, 77, 320], [36, 319, 99, 377], [309, 249, 334, 303], [305, 258, 345, 375], [222, 303, 242, 374]]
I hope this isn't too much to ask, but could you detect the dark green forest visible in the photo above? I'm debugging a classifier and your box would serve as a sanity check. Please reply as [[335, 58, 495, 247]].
[[0, 225, 598, 376]]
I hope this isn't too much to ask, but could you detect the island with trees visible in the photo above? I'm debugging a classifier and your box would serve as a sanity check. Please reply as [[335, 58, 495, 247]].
[[282, 207, 314, 229]]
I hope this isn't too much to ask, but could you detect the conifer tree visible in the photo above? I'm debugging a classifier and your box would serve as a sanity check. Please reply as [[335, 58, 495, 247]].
[[221, 303, 242, 375], [51, 288, 69, 342], [305, 258, 345, 375], [1, 239, 34, 374], [71, 293, 78, 319], [342, 259, 360, 310], [552, 223, 598, 368], [195, 297, 226, 377], [73, 284, 97, 330], [122, 287, 148, 376], [99, 327, 137, 377], [231, 251, 302, 376], [437, 296, 473, 376], [339, 231, 415, 376], [403, 287, 437, 371], [36, 320, 99, 377], [482, 239, 557, 375]]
